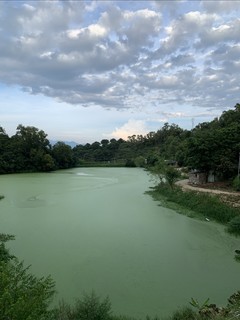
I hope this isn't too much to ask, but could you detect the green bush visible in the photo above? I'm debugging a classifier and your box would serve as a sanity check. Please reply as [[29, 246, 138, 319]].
[[74, 291, 112, 320], [0, 260, 55, 320], [53, 291, 112, 320], [170, 307, 199, 320], [125, 159, 136, 167], [228, 215, 240, 235], [232, 176, 240, 191], [135, 156, 146, 167], [165, 166, 180, 189]]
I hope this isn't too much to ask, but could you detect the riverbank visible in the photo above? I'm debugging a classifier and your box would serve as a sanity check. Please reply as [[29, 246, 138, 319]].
[[176, 179, 240, 208], [146, 183, 240, 236]]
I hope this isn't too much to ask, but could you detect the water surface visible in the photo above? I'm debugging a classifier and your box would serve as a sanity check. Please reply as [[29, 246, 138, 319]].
[[0, 168, 239, 318]]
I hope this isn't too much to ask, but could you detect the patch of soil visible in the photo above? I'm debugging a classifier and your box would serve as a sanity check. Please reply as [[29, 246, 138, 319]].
[[178, 179, 240, 208], [218, 195, 240, 208], [197, 181, 234, 191]]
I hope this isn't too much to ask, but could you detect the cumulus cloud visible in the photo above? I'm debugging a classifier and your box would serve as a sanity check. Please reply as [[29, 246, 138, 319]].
[[108, 119, 149, 140], [202, 1, 240, 14], [0, 0, 239, 112]]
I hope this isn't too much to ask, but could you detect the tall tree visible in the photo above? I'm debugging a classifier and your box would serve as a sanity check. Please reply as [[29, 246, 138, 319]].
[[52, 142, 75, 169], [186, 104, 240, 178], [10, 125, 54, 172]]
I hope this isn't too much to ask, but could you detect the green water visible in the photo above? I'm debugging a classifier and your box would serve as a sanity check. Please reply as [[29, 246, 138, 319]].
[[0, 167, 239, 318]]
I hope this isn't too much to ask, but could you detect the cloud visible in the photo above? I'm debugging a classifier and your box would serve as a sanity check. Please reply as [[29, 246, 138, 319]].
[[0, 0, 239, 114], [108, 119, 149, 140], [202, 1, 240, 14], [196, 19, 240, 49]]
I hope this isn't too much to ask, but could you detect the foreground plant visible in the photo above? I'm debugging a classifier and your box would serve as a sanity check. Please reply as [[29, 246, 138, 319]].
[[53, 291, 112, 320], [0, 234, 55, 320]]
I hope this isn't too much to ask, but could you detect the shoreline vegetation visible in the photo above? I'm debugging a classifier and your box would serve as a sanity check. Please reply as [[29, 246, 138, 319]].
[[146, 180, 240, 237]]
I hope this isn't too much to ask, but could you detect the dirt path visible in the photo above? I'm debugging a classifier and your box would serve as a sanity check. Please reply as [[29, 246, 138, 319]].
[[176, 179, 239, 196], [176, 179, 240, 207]]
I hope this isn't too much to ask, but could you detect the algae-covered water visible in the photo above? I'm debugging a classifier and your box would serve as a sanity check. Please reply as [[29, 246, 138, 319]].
[[0, 167, 239, 318]]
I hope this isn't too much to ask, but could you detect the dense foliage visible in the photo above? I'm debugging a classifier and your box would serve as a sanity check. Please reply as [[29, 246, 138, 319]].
[[0, 104, 239, 179], [0, 125, 77, 173], [0, 233, 55, 320], [185, 104, 240, 179]]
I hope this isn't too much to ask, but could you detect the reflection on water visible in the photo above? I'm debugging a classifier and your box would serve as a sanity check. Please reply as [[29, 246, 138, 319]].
[[76, 172, 93, 176], [0, 167, 240, 319]]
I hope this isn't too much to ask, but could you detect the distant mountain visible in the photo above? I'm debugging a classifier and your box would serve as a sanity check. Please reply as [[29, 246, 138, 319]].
[[50, 140, 78, 148]]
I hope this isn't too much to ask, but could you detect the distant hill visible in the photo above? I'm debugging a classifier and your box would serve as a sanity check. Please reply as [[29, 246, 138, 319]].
[[50, 140, 78, 148]]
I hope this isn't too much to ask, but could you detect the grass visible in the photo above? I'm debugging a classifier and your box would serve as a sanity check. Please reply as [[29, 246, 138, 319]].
[[146, 183, 240, 234]]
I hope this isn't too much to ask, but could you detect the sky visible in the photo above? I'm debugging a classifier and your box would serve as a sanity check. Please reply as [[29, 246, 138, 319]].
[[0, 0, 240, 144]]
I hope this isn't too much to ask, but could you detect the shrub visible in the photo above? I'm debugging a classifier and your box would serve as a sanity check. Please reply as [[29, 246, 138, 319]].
[[170, 307, 199, 320], [125, 159, 136, 167], [0, 260, 55, 320], [73, 291, 112, 320], [165, 166, 180, 189], [232, 176, 240, 191], [52, 292, 112, 320], [135, 156, 146, 167], [228, 215, 240, 235]]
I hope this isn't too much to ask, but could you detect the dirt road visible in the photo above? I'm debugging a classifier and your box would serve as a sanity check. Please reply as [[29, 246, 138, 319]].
[[176, 179, 239, 196], [176, 179, 240, 207]]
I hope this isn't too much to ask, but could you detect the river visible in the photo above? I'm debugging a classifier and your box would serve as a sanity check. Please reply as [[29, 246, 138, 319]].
[[0, 167, 239, 318]]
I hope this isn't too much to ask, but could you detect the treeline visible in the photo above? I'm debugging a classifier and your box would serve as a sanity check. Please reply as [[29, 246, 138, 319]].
[[74, 103, 240, 180], [0, 104, 240, 179]]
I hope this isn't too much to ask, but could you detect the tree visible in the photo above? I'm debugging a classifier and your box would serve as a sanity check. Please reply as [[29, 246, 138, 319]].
[[0, 126, 11, 173], [52, 142, 75, 169], [0, 233, 15, 262], [41, 154, 55, 172], [135, 156, 146, 167], [164, 166, 180, 189], [186, 104, 240, 179], [0, 234, 55, 320], [186, 130, 217, 173], [11, 125, 52, 172], [15, 125, 50, 153], [149, 158, 180, 189], [101, 139, 109, 147], [149, 158, 165, 184]]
